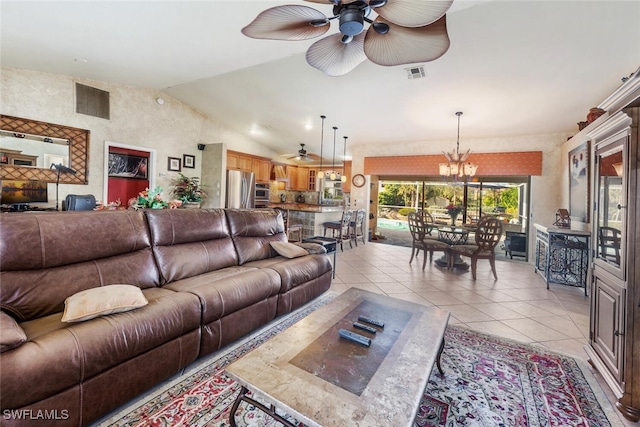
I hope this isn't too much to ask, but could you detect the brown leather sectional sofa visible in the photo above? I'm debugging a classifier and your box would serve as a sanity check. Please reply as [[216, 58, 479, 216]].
[[0, 208, 332, 426]]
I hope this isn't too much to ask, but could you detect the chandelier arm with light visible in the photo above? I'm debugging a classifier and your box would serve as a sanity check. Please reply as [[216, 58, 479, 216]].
[[330, 126, 338, 180], [439, 111, 478, 181], [317, 115, 326, 178], [341, 136, 348, 182]]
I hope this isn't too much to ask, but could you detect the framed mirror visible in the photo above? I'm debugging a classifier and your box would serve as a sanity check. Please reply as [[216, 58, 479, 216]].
[[0, 115, 89, 184], [593, 130, 627, 278]]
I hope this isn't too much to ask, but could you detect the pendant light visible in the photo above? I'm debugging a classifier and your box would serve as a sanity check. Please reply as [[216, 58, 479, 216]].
[[330, 126, 338, 181], [341, 136, 348, 182], [317, 115, 326, 179]]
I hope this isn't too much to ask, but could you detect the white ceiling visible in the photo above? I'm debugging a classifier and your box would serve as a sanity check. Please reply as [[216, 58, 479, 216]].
[[1, 1, 639, 164]]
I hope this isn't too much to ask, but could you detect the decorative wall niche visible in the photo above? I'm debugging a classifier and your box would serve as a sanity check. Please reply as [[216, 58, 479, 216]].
[[0, 115, 89, 184]]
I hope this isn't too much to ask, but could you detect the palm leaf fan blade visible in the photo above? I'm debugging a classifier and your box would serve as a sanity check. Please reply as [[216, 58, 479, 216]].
[[304, 0, 360, 3], [306, 33, 367, 76], [374, 0, 453, 27], [364, 15, 450, 66], [242, 5, 330, 40]]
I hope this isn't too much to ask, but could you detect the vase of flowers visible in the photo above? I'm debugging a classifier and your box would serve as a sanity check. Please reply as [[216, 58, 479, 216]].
[[170, 174, 206, 208], [446, 204, 463, 226], [128, 187, 182, 210]]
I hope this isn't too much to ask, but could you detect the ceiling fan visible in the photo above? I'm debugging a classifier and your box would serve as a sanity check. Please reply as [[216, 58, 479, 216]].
[[286, 143, 319, 162], [242, 0, 453, 76]]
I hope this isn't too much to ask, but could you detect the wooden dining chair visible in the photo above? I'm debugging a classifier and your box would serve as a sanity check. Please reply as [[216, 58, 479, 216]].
[[448, 216, 504, 279], [408, 212, 450, 269]]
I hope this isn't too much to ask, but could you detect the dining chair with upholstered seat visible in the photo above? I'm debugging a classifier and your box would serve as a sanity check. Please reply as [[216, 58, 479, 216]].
[[448, 216, 504, 279], [408, 212, 450, 269]]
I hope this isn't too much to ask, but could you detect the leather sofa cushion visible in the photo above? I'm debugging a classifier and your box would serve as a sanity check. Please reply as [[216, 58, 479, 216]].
[[1, 249, 159, 322], [164, 267, 281, 325], [245, 254, 333, 293], [0, 311, 26, 352], [1, 287, 201, 409], [146, 209, 239, 283], [225, 209, 287, 264], [0, 211, 159, 322], [0, 211, 151, 270]]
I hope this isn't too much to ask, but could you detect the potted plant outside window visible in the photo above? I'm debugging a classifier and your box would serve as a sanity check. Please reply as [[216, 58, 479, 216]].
[[170, 173, 206, 208]]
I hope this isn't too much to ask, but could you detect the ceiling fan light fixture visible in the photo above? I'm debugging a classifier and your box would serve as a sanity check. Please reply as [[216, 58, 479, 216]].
[[339, 8, 365, 36]]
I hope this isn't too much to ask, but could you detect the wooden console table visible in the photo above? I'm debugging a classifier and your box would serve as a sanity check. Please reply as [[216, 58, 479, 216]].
[[534, 224, 590, 295]]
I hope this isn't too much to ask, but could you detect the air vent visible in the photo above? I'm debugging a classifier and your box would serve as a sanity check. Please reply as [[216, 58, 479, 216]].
[[76, 83, 110, 119], [405, 66, 426, 80]]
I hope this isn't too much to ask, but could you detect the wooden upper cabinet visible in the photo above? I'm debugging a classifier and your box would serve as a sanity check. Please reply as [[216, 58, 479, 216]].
[[308, 169, 317, 191], [227, 151, 251, 172], [342, 161, 352, 193], [227, 150, 270, 179], [286, 165, 298, 190], [252, 159, 271, 183], [297, 167, 309, 191]]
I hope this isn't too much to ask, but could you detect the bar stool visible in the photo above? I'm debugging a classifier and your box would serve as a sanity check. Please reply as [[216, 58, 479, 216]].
[[274, 207, 303, 242], [323, 210, 352, 251], [350, 209, 366, 246]]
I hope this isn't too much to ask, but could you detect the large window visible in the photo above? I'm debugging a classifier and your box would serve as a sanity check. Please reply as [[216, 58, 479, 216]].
[[376, 176, 530, 241]]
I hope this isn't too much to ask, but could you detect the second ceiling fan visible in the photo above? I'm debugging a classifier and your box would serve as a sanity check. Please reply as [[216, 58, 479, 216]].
[[286, 143, 319, 162], [242, 0, 453, 76]]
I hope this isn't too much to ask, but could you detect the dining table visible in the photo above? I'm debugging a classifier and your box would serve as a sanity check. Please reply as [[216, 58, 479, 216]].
[[434, 226, 470, 270]]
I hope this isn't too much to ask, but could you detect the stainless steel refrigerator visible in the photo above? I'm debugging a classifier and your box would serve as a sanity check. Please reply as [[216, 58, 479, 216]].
[[226, 170, 255, 208]]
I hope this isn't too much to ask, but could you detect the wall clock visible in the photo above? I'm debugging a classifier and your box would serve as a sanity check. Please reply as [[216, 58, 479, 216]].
[[352, 174, 365, 188]]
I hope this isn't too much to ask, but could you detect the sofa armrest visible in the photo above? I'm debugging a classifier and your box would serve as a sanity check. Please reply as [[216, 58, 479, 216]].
[[0, 311, 27, 352], [294, 242, 328, 255]]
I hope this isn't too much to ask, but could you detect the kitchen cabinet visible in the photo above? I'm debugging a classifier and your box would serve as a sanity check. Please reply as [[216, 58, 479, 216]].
[[227, 151, 252, 172], [227, 150, 270, 182], [308, 169, 317, 191], [252, 159, 271, 183], [286, 165, 297, 190], [297, 167, 309, 191], [342, 161, 352, 193], [584, 72, 639, 422]]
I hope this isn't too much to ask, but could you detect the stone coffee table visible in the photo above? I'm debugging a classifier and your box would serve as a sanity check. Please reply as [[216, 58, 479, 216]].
[[225, 288, 450, 427]]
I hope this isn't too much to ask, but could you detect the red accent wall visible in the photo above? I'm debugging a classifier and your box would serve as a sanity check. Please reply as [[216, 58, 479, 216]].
[[364, 151, 543, 176], [107, 147, 150, 206]]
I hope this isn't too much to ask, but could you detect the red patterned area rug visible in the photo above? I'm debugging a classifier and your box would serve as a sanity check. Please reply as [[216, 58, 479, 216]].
[[96, 293, 618, 427]]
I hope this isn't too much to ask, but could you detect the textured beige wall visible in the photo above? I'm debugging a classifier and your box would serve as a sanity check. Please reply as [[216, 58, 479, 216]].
[[0, 67, 278, 206]]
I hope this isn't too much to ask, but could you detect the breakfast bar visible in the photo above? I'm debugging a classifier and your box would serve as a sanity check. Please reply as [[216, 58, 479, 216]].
[[270, 203, 345, 240]]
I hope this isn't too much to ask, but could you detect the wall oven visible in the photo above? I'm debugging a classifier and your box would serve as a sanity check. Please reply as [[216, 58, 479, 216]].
[[255, 184, 270, 208]]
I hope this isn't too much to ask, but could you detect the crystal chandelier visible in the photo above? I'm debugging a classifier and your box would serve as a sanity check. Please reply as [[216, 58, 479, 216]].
[[439, 111, 478, 181]]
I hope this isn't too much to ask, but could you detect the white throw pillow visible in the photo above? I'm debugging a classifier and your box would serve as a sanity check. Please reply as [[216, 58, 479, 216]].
[[61, 284, 148, 323]]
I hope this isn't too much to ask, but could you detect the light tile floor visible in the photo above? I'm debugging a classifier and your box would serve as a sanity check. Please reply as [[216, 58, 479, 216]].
[[330, 241, 635, 426]]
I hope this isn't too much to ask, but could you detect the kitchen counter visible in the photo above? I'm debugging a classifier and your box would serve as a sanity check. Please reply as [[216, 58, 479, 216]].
[[270, 203, 345, 239], [270, 203, 345, 213]]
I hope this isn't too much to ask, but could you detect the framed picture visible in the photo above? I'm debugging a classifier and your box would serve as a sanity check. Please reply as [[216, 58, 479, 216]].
[[568, 141, 589, 223], [183, 154, 195, 169], [108, 153, 148, 179], [168, 156, 181, 172]]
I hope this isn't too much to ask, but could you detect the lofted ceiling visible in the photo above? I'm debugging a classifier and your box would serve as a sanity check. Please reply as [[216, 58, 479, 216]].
[[1, 1, 639, 165]]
